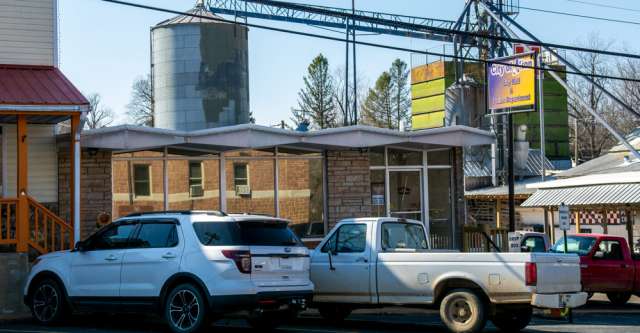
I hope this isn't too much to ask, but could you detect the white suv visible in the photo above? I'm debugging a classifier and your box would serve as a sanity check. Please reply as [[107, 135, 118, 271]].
[[24, 211, 313, 332]]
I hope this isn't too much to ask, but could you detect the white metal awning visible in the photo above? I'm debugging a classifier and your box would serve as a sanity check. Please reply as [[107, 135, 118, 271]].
[[521, 172, 640, 208], [81, 123, 495, 152]]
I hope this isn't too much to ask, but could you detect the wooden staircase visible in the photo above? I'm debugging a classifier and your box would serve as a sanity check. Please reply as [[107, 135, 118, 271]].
[[0, 197, 73, 255]]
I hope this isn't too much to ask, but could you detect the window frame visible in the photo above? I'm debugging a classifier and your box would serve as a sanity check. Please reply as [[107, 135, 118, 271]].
[[233, 163, 249, 187], [188, 161, 204, 198], [132, 164, 152, 198]]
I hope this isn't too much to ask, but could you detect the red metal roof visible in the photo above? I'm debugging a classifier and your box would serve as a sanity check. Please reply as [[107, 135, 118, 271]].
[[0, 64, 88, 106]]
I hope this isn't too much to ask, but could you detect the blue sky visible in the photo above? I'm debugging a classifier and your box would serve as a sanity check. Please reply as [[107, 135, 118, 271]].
[[58, 0, 640, 126]]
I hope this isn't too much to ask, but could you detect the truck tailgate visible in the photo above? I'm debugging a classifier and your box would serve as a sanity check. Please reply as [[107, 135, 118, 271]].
[[532, 253, 582, 294]]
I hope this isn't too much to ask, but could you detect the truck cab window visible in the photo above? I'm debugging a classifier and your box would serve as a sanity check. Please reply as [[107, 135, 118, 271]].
[[322, 224, 366, 253], [596, 240, 624, 260], [381, 223, 428, 251]]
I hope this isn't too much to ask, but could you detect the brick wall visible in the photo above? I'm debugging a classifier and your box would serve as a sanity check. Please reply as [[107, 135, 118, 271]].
[[326, 150, 372, 229], [58, 142, 112, 241]]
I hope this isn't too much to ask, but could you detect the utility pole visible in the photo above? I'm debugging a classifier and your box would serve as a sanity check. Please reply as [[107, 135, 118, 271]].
[[344, 14, 350, 126], [538, 53, 546, 181], [352, 0, 357, 124]]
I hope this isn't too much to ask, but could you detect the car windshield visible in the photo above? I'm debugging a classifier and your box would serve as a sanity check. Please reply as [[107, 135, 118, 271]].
[[550, 236, 596, 256], [193, 221, 302, 247]]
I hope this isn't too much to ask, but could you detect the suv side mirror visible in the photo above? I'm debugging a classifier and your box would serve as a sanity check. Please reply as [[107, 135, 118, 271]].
[[74, 240, 87, 252], [594, 251, 605, 259]]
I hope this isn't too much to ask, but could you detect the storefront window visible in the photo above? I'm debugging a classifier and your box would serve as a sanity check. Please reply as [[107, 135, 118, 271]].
[[370, 170, 386, 217], [427, 149, 451, 165], [428, 168, 453, 249], [388, 148, 422, 166], [369, 147, 385, 166]]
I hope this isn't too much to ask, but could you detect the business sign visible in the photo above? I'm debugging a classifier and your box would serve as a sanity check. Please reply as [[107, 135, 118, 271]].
[[559, 204, 570, 231], [487, 53, 537, 110]]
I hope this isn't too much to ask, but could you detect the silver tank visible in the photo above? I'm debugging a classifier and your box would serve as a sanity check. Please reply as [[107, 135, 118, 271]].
[[151, 1, 249, 131]]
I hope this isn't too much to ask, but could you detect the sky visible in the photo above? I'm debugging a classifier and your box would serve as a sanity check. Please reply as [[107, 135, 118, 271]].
[[58, 0, 640, 126]]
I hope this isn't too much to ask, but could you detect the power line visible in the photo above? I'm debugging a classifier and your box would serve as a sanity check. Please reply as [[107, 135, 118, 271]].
[[98, 0, 640, 84], [520, 5, 640, 26], [566, 0, 640, 13], [225, 0, 640, 61]]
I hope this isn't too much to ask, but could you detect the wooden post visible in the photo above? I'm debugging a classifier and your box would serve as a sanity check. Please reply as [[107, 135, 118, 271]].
[[543, 207, 550, 239], [16, 116, 28, 252], [626, 209, 634, 250], [495, 200, 502, 229], [70, 114, 80, 247], [601, 208, 608, 234], [574, 211, 581, 233], [550, 208, 556, 243]]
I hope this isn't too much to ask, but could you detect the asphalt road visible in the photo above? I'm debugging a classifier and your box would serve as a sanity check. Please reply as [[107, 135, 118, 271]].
[[1, 296, 639, 333]]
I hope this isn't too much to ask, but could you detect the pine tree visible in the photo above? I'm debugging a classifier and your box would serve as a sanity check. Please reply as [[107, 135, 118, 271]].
[[291, 54, 337, 129], [389, 59, 411, 130], [361, 72, 393, 128]]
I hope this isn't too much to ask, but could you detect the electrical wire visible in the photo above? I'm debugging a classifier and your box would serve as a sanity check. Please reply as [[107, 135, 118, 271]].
[[519, 6, 640, 26], [566, 0, 640, 14], [99, 0, 640, 84]]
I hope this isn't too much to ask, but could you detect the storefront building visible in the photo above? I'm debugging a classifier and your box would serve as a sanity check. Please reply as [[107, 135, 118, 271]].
[[74, 124, 494, 250]]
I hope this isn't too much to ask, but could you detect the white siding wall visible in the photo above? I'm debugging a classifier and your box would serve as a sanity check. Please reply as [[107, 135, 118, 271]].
[[2, 124, 58, 203], [0, 0, 57, 66]]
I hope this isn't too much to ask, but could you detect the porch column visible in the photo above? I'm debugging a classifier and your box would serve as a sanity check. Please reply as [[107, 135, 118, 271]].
[[626, 208, 634, 250], [71, 114, 81, 245], [16, 115, 28, 252], [574, 211, 581, 234]]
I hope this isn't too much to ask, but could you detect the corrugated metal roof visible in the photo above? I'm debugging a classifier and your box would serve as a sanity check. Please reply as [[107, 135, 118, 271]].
[[465, 177, 548, 198], [521, 183, 640, 207], [464, 149, 555, 178], [0, 65, 88, 106], [155, 4, 226, 27]]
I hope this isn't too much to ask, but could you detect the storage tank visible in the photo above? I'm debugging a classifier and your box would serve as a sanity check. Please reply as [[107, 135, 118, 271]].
[[151, 0, 249, 131]]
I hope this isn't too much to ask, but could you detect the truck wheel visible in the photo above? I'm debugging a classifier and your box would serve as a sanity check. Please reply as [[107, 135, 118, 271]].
[[29, 278, 68, 325], [491, 306, 532, 332], [164, 284, 207, 333], [607, 292, 631, 306], [439, 289, 487, 333], [318, 305, 352, 323]]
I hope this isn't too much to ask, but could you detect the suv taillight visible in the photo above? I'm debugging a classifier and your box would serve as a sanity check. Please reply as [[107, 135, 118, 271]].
[[525, 262, 537, 286], [222, 250, 252, 274]]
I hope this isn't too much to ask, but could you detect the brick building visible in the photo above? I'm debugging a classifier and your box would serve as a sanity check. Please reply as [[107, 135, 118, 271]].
[[73, 124, 493, 249]]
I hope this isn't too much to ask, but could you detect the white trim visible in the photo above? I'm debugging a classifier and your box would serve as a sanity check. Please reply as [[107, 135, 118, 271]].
[[163, 147, 168, 210], [0, 105, 86, 112], [73, 135, 81, 245]]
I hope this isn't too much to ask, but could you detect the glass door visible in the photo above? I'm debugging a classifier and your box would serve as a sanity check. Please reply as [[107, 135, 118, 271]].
[[388, 170, 422, 221]]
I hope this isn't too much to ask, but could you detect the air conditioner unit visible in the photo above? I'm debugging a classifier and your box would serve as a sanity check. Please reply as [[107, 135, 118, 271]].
[[235, 185, 251, 196], [190, 185, 204, 197]]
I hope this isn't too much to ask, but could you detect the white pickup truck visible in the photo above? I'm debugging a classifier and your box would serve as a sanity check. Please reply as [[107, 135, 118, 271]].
[[310, 218, 587, 333]]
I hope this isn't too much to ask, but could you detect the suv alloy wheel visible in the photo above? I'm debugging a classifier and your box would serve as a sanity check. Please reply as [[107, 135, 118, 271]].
[[30, 278, 67, 325], [165, 284, 207, 333]]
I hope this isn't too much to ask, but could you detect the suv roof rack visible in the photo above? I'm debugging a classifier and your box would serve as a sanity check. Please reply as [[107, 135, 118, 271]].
[[125, 210, 227, 217]]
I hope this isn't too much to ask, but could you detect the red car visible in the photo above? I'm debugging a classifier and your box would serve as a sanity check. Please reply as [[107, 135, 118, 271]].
[[551, 234, 640, 305]]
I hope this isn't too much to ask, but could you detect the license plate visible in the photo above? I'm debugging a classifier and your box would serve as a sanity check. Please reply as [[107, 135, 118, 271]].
[[279, 258, 293, 270]]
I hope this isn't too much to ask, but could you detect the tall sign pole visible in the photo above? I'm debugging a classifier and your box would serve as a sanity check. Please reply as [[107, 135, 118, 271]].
[[508, 110, 515, 232], [538, 53, 546, 181]]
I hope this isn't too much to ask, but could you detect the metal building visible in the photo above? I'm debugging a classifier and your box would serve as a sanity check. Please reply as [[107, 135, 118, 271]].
[[151, 0, 249, 131]]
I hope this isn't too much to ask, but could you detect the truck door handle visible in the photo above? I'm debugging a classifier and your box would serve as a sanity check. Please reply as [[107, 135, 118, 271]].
[[356, 257, 368, 263], [621, 264, 629, 268], [162, 252, 177, 259], [104, 254, 118, 261]]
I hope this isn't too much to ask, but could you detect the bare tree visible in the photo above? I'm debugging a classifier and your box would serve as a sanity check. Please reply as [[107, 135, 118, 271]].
[[85, 93, 114, 129], [615, 55, 640, 132], [333, 66, 368, 126], [568, 34, 624, 163], [126, 75, 153, 126]]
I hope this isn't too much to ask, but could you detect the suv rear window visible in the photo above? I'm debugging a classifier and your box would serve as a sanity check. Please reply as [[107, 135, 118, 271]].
[[193, 221, 302, 247]]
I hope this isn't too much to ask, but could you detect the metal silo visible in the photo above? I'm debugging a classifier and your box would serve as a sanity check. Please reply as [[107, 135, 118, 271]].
[[151, 0, 249, 131]]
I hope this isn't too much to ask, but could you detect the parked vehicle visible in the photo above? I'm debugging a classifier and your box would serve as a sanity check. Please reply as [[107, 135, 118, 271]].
[[550, 234, 640, 305], [310, 218, 587, 333], [508, 231, 550, 253], [24, 211, 313, 333]]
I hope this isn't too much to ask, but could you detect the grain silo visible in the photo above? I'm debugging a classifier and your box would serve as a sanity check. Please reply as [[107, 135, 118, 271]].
[[151, 0, 249, 131]]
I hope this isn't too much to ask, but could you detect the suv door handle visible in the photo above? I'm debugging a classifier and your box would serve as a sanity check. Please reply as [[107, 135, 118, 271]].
[[104, 254, 118, 261], [356, 257, 368, 263], [162, 252, 177, 259]]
